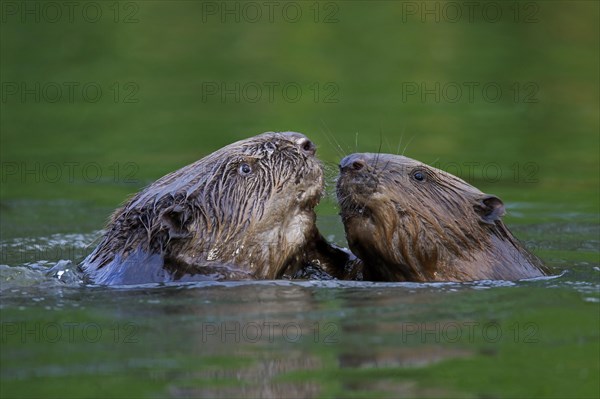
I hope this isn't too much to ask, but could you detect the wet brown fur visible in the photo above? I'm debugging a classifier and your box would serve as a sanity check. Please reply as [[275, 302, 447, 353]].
[[81, 132, 348, 285], [336, 153, 549, 282]]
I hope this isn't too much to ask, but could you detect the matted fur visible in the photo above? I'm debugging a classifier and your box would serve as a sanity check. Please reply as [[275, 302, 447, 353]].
[[337, 153, 548, 282], [81, 132, 327, 285]]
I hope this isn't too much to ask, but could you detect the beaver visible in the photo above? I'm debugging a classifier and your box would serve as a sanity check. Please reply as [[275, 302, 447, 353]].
[[336, 153, 549, 282], [80, 132, 352, 285]]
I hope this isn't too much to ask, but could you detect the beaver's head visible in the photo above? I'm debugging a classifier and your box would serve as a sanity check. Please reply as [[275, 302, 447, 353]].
[[336, 153, 506, 281], [96, 132, 324, 279]]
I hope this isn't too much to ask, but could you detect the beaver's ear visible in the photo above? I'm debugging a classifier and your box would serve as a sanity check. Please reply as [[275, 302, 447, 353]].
[[474, 195, 505, 225], [161, 205, 191, 239]]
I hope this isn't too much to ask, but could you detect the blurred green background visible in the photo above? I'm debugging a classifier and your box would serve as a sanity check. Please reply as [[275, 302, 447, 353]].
[[1, 1, 598, 213], [1, 1, 599, 399]]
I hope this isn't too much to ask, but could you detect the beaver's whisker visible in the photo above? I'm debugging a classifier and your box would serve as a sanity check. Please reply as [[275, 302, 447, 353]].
[[319, 120, 347, 159], [383, 136, 394, 155], [322, 160, 339, 169], [375, 130, 384, 171], [396, 138, 402, 156], [401, 134, 416, 156]]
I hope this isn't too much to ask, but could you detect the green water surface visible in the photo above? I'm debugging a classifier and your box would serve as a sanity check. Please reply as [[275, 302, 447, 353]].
[[1, 1, 598, 398]]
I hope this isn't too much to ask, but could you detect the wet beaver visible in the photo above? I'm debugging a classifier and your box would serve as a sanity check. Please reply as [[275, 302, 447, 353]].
[[336, 153, 549, 282], [80, 132, 351, 285]]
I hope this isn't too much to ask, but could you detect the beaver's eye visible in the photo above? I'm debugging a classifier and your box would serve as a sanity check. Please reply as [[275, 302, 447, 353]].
[[239, 163, 252, 175], [412, 170, 426, 182]]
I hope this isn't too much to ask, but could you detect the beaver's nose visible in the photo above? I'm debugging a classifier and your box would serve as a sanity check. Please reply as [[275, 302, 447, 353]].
[[296, 137, 316, 156], [340, 154, 366, 172]]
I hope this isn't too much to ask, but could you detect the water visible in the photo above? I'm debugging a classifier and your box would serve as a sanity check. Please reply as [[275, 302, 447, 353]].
[[1, 1, 599, 398], [1, 268, 598, 398], [1, 202, 598, 398]]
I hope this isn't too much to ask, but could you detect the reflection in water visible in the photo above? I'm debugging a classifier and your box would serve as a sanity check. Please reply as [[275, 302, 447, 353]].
[[339, 347, 473, 369], [0, 219, 598, 398], [168, 351, 322, 399]]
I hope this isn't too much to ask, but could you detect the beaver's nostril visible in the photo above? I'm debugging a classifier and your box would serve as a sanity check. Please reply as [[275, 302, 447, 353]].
[[298, 138, 316, 156], [341, 160, 364, 171], [352, 161, 364, 171], [340, 155, 367, 172]]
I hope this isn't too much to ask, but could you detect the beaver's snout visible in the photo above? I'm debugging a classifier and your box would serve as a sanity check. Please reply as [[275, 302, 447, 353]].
[[296, 137, 316, 156], [339, 154, 366, 172], [279, 131, 317, 157]]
